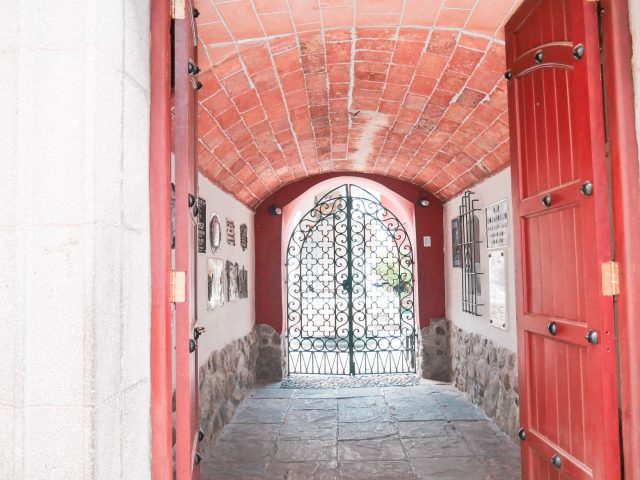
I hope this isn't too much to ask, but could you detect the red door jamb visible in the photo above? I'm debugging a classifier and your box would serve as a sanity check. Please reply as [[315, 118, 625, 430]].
[[600, 0, 640, 476], [149, 0, 173, 479]]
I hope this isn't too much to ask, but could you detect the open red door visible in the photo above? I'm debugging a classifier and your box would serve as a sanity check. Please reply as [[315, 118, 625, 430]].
[[174, 1, 201, 479], [506, 1, 621, 479]]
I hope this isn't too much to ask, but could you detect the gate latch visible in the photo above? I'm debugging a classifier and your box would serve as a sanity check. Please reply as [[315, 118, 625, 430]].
[[171, 271, 186, 303], [601, 261, 620, 296]]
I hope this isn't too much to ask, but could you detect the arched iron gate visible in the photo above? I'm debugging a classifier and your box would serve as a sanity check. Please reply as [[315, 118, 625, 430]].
[[286, 184, 416, 375]]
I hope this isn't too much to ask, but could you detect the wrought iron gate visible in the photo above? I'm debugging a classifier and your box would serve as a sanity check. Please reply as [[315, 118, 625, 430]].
[[286, 184, 416, 375]]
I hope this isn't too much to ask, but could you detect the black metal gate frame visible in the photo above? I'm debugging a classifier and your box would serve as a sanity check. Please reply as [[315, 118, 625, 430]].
[[285, 184, 417, 375]]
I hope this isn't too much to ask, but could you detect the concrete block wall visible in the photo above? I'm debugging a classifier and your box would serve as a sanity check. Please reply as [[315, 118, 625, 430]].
[[0, 1, 152, 479]]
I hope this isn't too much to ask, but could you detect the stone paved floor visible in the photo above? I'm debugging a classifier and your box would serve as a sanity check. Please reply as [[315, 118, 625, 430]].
[[201, 380, 521, 480]]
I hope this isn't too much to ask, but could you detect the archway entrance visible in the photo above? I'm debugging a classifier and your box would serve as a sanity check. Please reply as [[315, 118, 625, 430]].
[[286, 184, 416, 376]]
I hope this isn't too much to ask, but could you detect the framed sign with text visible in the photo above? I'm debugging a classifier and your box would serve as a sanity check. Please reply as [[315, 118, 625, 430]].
[[485, 199, 509, 249]]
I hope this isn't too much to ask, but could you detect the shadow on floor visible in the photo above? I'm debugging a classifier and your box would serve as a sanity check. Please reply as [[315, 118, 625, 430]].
[[200, 380, 521, 480]]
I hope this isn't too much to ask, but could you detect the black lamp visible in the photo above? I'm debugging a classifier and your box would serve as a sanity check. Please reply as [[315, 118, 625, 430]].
[[268, 204, 282, 216], [417, 197, 430, 207]]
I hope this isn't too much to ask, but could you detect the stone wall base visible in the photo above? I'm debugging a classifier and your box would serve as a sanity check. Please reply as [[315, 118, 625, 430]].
[[198, 329, 259, 453], [256, 324, 284, 383], [420, 318, 451, 381], [451, 326, 519, 440]]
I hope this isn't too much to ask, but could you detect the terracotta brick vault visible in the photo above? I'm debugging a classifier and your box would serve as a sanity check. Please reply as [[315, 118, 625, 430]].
[[194, 0, 519, 207]]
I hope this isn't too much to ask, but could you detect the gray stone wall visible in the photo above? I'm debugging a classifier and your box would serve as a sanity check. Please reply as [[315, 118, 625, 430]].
[[421, 318, 451, 382], [256, 324, 284, 383], [451, 327, 519, 440], [198, 328, 259, 453]]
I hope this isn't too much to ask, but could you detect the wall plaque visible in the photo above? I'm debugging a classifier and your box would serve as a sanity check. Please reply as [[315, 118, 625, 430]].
[[240, 224, 248, 251], [226, 260, 239, 301], [486, 199, 509, 249], [238, 266, 248, 299], [488, 250, 507, 330], [207, 258, 225, 310], [197, 197, 206, 253], [226, 219, 236, 246]]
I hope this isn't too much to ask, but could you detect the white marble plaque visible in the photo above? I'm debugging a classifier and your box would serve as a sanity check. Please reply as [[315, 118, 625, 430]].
[[488, 250, 507, 330], [486, 199, 509, 249]]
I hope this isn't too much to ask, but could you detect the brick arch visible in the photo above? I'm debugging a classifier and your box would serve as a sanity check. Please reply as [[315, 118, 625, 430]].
[[254, 172, 445, 333], [195, 0, 519, 207]]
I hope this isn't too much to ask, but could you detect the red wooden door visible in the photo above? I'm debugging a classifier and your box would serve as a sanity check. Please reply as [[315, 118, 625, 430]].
[[174, 1, 201, 479], [505, 1, 621, 479]]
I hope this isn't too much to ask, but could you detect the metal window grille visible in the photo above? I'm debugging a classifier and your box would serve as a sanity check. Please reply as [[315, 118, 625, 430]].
[[459, 191, 483, 315]]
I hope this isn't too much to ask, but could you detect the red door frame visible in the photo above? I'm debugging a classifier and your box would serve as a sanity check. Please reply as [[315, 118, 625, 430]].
[[149, 0, 173, 479], [173, 0, 201, 478], [600, 0, 640, 477]]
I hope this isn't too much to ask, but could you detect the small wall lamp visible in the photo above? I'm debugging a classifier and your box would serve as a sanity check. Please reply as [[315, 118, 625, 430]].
[[417, 197, 430, 208], [268, 204, 282, 216]]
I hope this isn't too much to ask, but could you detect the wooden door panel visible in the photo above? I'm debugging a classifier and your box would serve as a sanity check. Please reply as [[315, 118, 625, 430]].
[[506, 0, 621, 478], [174, 0, 201, 479], [526, 335, 589, 462], [522, 207, 584, 322]]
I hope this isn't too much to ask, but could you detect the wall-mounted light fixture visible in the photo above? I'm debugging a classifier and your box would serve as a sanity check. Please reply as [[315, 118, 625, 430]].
[[417, 197, 430, 208], [268, 204, 282, 216]]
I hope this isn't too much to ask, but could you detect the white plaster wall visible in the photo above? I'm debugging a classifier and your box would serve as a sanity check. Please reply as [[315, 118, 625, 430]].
[[443, 168, 518, 352], [0, 1, 152, 479], [196, 174, 256, 364]]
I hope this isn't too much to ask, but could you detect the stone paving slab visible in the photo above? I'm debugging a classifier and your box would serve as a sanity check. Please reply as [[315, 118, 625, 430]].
[[389, 405, 447, 421], [339, 460, 416, 480], [401, 435, 474, 459], [279, 422, 337, 440], [337, 395, 386, 409], [338, 438, 406, 461], [275, 439, 337, 462], [410, 456, 489, 479], [338, 421, 397, 440], [338, 405, 391, 423], [250, 387, 295, 399], [217, 423, 281, 443], [396, 420, 456, 439], [290, 398, 338, 410], [264, 461, 338, 480], [201, 382, 521, 480]]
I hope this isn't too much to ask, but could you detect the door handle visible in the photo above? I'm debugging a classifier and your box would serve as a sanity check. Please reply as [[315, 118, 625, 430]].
[[550, 454, 562, 469], [547, 321, 558, 336], [542, 194, 552, 208]]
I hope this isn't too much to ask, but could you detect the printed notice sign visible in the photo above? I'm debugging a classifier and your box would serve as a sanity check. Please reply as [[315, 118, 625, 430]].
[[488, 251, 507, 330], [486, 199, 509, 249]]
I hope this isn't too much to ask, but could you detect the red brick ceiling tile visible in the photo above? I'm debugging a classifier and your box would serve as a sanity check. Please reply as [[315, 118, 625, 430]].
[[435, 8, 471, 28], [402, 0, 440, 26], [194, 0, 513, 205], [322, 6, 355, 28], [259, 11, 295, 35], [467, 0, 515, 36], [253, 0, 289, 14], [216, 1, 265, 39]]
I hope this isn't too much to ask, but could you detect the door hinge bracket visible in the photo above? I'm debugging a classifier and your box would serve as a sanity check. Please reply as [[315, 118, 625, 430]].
[[601, 261, 620, 296], [171, 0, 185, 19], [171, 271, 187, 303]]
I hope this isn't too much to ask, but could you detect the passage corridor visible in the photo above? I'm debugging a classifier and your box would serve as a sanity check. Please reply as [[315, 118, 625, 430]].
[[201, 381, 520, 479]]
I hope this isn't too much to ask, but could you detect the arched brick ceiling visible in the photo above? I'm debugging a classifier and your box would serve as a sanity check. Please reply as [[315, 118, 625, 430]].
[[194, 0, 520, 207]]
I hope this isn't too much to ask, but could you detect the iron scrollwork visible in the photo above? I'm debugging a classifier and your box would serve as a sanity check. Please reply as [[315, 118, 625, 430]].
[[286, 184, 417, 375]]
